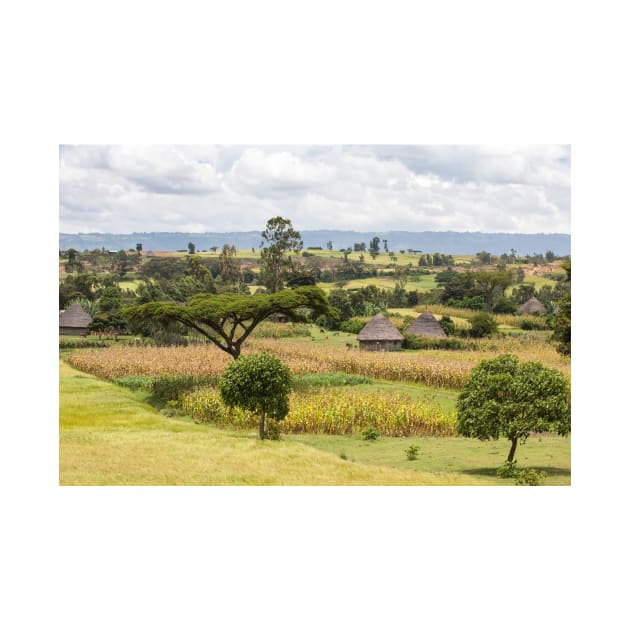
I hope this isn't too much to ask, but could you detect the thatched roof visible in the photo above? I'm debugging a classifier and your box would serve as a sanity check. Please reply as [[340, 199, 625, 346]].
[[357, 313, 404, 341], [406, 311, 447, 338], [59, 303, 92, 328], [518, 297, 547, 315]]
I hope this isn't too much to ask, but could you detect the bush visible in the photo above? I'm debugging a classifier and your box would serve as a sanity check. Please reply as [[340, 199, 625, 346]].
[[468, 312, 498, 338], [339, 318, 367, 334], [515, 469, 547, 486], [438, 315, 456, 336], [493, 298, 518, 314], [151, 375, 217, 404], [405, 445, 419, 461], [59, 338, 110, 349], [497, 460, 519, 478], [362, 427, 380, 441], [264, 420, 282, 440]]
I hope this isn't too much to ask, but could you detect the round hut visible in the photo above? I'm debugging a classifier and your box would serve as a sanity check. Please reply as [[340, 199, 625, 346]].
[[518, 297, 547, 315], [59, 302, 92, 335], [357, 313, 404, 351], [405, 311, 447, 338]]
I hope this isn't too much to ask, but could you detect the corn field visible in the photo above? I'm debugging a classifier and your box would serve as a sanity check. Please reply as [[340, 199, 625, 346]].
[[181, 388, 456, 437], [66, 333, 569, 388]]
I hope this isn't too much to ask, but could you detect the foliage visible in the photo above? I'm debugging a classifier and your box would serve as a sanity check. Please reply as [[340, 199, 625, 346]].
[[551, 292, 571, 355], [492, 297, 518, 314], [456, 354, 571, 462], [111, 375, 155, 391], [250, 321, 312, 339], [121, 286, 336, 358], [151, 374, 217, 404], [362, 427, 380, 440], [218, 353, 292, 438], [405, 445, 419, 461], [515, 468, 547, 486], [468, 312, 498, 338], [438, 315, 456, 336], [260, 216, 303, 293], [291, 372, 373, 391], [59, 338, 111, 349], [496, 459, 519, 478]]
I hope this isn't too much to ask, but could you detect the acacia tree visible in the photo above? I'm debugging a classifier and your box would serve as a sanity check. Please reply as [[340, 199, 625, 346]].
[[121, 286, 335, 359], [219, 353, 291, 439], [456, 354, 570, 464], [260, 216, 303, 293]]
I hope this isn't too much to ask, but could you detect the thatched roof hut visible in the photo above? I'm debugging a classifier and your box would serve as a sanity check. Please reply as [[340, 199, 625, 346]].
[[59, 302, 92, 335], [357, 313, 403, 351], [405, 311, 447, 338], [518, 297, 547, 315]]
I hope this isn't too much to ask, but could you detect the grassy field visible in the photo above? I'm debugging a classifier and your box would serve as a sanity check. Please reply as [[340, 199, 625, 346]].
[[287, 434, 571, 485], [59, 360, 481, 485]]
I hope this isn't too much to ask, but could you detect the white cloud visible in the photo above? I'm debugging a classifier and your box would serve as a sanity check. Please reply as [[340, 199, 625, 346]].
[[59, 144, 570, 234]]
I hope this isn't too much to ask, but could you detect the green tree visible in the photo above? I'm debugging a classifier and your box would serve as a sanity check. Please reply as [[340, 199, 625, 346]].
[[217, 244, 243, 289], [98, 286, 123, 313], [136, 243, 143, 253], [121, 286, 335, 359], [551, 259, 571, 355], [219, 353, 291, 439], [456, 354, 570, 463], [188, 242, 196, 254], [260, 216, 303, 293]]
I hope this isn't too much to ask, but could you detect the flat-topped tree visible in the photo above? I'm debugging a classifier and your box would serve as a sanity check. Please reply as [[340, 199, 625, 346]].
[[121, 286, 336, 359]]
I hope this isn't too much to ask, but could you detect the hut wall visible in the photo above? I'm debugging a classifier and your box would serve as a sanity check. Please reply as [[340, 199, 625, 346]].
[[60, 326, 89, 336], [359, 340, 402, 352]]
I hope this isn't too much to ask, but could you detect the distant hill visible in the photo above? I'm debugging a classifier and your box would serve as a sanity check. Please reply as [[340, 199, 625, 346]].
[[59, 230, 570, 256]]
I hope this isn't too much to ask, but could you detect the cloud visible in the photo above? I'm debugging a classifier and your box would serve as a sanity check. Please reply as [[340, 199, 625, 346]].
[[59, 144, 570, 234]]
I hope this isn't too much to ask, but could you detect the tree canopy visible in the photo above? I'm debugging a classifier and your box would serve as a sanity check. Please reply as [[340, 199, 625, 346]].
[[121, 286, 336, 358], [456, 354, 570, 463], [260, 216, 303, 293], [219, 353, 291, 439]]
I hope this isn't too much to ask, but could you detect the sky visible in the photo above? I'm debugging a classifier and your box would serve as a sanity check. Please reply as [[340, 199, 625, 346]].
[[59, 144, 570, 234]]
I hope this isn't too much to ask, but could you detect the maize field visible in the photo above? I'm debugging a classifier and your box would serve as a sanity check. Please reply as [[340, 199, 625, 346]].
[[181, 388, 456, 437]]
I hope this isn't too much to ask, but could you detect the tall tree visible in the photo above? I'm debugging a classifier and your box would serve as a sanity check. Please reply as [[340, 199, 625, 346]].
[[217, 244, 243, 288], [260, 216, 303, 293], [121, 286, 335, 359]]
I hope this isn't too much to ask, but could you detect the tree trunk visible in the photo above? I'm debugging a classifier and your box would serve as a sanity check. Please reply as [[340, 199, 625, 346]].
[[259, 410, 265, 440], [507, 437, 518, 462]]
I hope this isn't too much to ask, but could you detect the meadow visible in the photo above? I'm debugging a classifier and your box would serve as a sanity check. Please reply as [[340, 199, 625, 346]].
[[59, 360, 569, 485]]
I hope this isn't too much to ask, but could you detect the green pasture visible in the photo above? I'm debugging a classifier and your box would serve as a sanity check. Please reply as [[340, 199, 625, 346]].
[[288, 433, 571, 485]]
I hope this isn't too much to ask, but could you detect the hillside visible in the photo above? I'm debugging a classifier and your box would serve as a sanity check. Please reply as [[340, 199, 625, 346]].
[[59, 230, 570, 256]]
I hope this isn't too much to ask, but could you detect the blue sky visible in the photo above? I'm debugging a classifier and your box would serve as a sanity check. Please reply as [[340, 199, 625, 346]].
[[59, 144, 570, 234]]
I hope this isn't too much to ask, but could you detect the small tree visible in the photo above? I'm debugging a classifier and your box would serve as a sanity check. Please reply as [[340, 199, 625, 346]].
[[469, 312, 498, 338], [219, 353, 291, 439], [456, 354, 570, 463], [188, 242, 196, 254]]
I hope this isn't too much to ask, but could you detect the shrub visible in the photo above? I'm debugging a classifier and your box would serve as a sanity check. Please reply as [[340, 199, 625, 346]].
[[468, 312, 498, 338], [59, 338, 110, 349], [497, 460, 519, 478], [362, 427, 380, 441], [339, 318, 367, 334], [493, 298, 518, 314], [515, 469, 547, 486], [403, 334, 472, 350], [405, 445, 419, 461], [438, 315, 456, 336], [151, 375, 217, 404]]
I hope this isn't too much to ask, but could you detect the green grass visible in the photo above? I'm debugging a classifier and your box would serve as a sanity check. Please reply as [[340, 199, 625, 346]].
[[59, 360, 481, 485], [287, 434, 571, 486]]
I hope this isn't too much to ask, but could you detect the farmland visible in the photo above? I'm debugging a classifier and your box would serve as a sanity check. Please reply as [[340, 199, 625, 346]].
[[59, 241, 570, 486]]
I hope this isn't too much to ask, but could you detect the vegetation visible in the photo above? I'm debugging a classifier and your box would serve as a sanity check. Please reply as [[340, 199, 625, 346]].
[[121, 286, 336, 358], [456, 354, 571, 463], [60, 216, 571, 485], [219, 353, 292, 439]]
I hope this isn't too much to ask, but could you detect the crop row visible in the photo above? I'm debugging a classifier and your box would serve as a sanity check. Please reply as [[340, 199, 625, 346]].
[[66, 333, 569, 389], [181, 388, 456, 437]]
